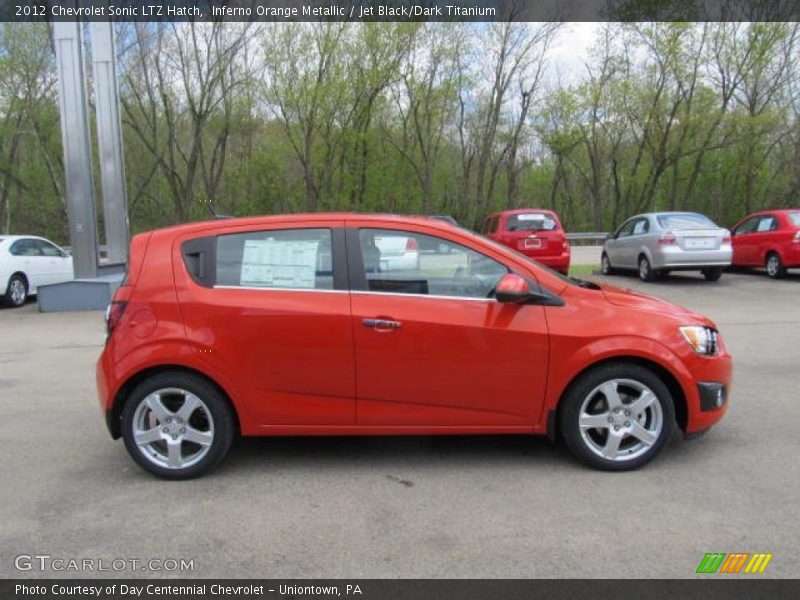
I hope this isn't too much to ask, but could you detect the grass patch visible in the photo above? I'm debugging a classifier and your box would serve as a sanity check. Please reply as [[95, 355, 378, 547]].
[[569, 263, 600, 277]]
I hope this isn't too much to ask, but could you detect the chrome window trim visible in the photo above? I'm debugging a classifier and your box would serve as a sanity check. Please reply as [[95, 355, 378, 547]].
[[213, 285, 344, 294], [350, 290, 495, 303]]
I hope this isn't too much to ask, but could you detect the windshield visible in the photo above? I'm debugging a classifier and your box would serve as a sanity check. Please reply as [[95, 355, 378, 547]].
[[656, 213, 717, 230], [788, 212, 800, 227], [506, 213, 558, 232]]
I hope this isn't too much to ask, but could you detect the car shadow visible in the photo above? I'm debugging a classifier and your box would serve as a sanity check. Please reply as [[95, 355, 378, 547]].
[[222, 434, 575, 474]]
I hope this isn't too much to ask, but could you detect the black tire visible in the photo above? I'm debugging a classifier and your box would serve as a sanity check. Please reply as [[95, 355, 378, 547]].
[[559, 362, 675, 471], [638, 255, 656, 282], [600, 252, 615, 275], [656, 269, 671, 280], [765, 252, 786, 279], [702, 267, 723, 282], [2, 273, 28, 308], [121, 372, 235, 479]]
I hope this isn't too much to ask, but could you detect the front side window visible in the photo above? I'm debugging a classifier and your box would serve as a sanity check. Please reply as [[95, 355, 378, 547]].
[[756, 216, 777, 232], [735, 217, 760, 235], [216, 228, 333, 290], [36, 240, 62, 257], [616, 220, 637, 238], [358, 229, 508, 299]]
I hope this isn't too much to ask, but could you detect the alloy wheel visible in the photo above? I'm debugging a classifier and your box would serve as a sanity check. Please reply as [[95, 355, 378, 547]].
[[9, 278, 26, 305], [131, 388, 215, 470], [577, 378, 664, 462]]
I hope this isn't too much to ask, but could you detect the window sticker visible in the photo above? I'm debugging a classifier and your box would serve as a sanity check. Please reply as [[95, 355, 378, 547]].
[[240, 239, 320, 288]]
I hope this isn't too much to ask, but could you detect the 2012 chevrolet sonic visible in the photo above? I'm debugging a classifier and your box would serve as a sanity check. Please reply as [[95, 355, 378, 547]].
[[96, 214, 731, 479]]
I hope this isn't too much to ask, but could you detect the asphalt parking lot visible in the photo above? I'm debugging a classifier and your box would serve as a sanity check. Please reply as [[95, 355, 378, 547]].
[[1, 268, 799, 579]]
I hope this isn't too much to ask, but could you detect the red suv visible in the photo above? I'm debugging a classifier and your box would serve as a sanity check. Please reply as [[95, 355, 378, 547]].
[[731, 209, 800, 278], [482, 209, 570, 274], [97, 214, 731, 478]]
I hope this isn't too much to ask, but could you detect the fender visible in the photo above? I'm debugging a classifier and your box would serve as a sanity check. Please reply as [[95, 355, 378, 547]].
[[538, 334, 696, 429], [106, 339, 256, 429]]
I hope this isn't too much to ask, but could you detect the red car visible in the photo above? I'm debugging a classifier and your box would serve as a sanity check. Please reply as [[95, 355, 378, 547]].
[[97, 214, 731, 478], [731, 209, 800, 278], [481, 209, 571, 274]]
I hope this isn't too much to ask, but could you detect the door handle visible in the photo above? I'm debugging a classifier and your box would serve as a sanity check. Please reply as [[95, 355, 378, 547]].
[[362, 318, 402, 331]]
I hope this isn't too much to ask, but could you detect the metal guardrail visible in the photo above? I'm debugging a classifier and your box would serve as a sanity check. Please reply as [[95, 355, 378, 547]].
[[566, 232, 608, 245]]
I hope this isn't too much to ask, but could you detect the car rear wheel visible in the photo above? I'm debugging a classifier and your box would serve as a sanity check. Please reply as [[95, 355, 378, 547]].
[[765, 252, 786, 279], [638, 256, 656, 282], [600, 253, 615, 275], [702, 267, 723, 282], [559, 362, 674, 471], [2, 274, 28, 308], [121, 372, 235, 479]]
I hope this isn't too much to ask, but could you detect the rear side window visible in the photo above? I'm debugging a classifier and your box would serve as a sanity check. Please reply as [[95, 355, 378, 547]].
[[506, 213, 558, 232], [787, 213, 800, 227], [632, 219, 649, 235], [656, 213, 716, 230], [216, 229, 333, 290], [9, 239, 39, 256]]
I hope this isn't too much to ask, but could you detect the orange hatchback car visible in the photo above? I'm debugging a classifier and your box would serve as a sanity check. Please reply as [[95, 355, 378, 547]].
[[97, 213, 731, 478]]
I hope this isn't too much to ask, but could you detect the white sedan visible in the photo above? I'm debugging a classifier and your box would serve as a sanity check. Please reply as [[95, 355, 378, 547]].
[[0, 235, 74, 307]]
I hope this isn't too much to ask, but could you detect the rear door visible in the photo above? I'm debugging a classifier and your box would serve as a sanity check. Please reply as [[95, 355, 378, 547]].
[[347, 222, 549, 427], [175, 221, 356, 426]]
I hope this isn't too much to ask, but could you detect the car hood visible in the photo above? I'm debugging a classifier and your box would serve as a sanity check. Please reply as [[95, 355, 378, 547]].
[[600, 283, 709, 323]]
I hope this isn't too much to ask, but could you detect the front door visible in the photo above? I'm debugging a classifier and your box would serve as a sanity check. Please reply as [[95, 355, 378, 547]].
[[348, 225, 550, 426]]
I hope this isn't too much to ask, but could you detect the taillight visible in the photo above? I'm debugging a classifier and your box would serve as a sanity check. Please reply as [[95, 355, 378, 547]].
[[405, 237, 419, 252], [105, 301, 128, 336], [562, 239, 569, 251], [659, 230, 677, 245], [793, 231, 800, 244], [722, 230, 731, 243]]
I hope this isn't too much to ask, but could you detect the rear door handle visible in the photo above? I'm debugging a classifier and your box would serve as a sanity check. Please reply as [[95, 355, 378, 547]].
[[362, 318, 402, 331]]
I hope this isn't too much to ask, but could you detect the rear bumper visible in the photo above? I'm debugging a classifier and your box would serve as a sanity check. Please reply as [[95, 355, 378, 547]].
[[653, 246, 731, 269], [96, 348, 121, 439], [526, 251, 571, 274]]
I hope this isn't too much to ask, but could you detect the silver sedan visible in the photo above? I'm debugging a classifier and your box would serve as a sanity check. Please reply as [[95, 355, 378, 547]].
[[601, 212, 732, 282]]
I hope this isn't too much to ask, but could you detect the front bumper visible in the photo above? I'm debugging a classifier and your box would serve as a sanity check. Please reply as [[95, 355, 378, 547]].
[[682, 352, 732, 434]]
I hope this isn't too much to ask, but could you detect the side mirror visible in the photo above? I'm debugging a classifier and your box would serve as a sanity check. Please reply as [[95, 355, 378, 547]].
[[606, 233, 615, 241], [495, 274, 533, 304]]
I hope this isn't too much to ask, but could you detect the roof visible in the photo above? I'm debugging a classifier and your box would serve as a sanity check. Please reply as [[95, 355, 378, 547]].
[[144, 212, 458, 237]]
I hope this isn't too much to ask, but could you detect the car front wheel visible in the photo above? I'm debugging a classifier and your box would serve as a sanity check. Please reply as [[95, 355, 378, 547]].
[[2, 274, 28, 308], [600, 253, 615, 275], [121, 372, 235, 479], [559, 363, 675, 471]]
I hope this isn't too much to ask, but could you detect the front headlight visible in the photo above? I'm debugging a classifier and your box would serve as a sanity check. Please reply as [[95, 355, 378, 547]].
[[680, 325, 719, 356]]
